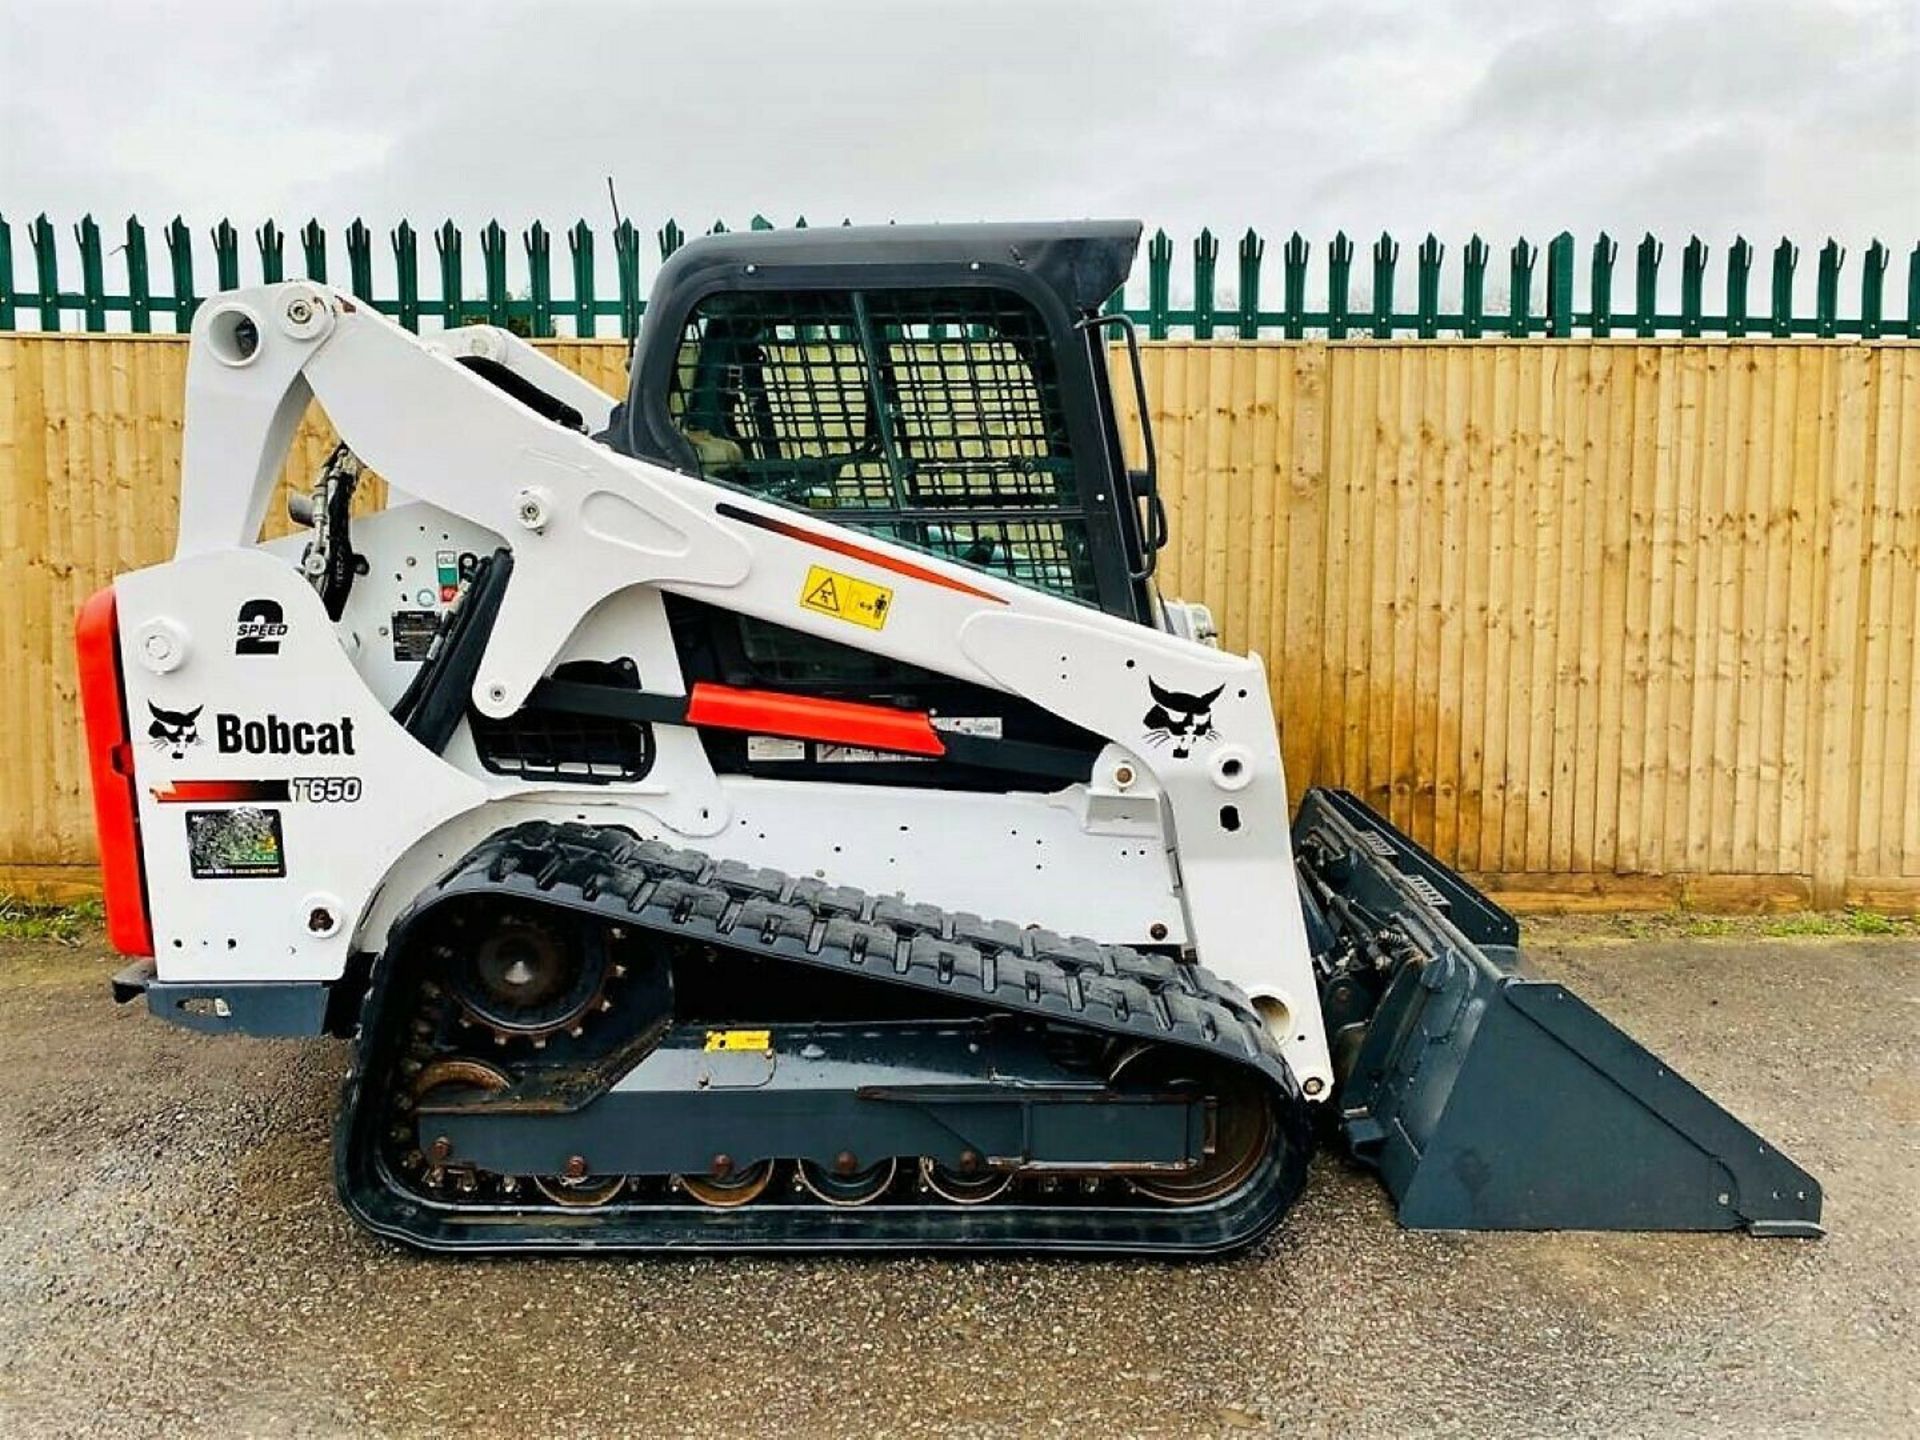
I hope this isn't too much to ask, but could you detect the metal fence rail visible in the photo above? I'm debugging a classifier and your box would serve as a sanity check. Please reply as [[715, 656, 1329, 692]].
[[2, 212, 1916, 339]]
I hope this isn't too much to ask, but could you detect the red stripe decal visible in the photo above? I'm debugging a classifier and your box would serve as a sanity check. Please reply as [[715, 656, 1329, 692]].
[[715, 502, 1009, 605], [150, 780, 291, 804], [685, 683, 946, 758], [75, 588, 153, 957]]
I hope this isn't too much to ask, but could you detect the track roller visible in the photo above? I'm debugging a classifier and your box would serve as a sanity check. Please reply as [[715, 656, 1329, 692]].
[[677, 1160, 776, 1208], [796, 1157, 898, 1207], [532, 1173, 628, 1208], [918, 1156, 1014, 1205]]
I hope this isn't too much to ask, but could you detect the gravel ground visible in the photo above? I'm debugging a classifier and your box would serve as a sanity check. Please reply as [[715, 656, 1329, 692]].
[[0, 928, 1912, 1439]]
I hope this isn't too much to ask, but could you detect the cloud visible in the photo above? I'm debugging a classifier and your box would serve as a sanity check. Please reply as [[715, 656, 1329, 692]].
[[2, 0, 1913, 312]]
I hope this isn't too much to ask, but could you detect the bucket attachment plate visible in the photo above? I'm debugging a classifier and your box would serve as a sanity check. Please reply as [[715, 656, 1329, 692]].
[[1294, 789, 1823, 1237]]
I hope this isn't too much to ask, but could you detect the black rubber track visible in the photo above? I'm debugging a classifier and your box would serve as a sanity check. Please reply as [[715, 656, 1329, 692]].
[[335, 821, 1314, 1255]]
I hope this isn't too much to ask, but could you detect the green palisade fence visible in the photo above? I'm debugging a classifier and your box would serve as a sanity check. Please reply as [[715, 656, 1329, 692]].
[[1, 213, 1915, 339]]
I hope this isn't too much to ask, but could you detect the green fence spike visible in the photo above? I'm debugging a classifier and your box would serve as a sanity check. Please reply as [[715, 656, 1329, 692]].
[[124, 216, 151, 333], [257, 221, 284, 283], [1371, 231, 1397, 339], [525, 222, 553, 338], [392, 222, 420, 330], [31, 214, 60, 330], [1146, 229, 1172, 339], [1770, 238, 1797, 337], [1192, 228, 1218, 339], [435, 221, 463, 328], [1545, 231, 1574, 337], [794, 215, 809, 229], [301, 219, 327, 283], [1508, 237, 1536, 337], [211, 218, 240, 292], [0, 213, 13, 331], [346, 219, 374, 302], [6, 212, 1915, 340], [1327, 231, 1353, 339], [568, 220, 596, 337], [165, 216, 196, 330], [1589, 232, 1616, 337], [616, 219, 642, 338], [1236, 227, 1263, 340], [76, 215, 106, 330], [1417, 234, 1444, 338], [708, 219, 728, 236], [1815, 239, 1843, 338], [1908, 243, 1920, 337], [1679, 235, 1707, 337], [1279, 231, 1307, 340], [1634, 233, 1662, 338], [1462, 235, 1488, 338], [479, 221, 508, 326], [1725, 236, 1752, 337], [1858, 240, 1887, 339]]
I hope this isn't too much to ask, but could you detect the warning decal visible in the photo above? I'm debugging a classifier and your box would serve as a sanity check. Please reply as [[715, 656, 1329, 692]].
[[704, 1029, 772, 1053], [800, 564, 893, 630]]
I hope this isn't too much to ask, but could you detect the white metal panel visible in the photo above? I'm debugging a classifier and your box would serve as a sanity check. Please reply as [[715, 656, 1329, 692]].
[[117, 549, 485, 983]]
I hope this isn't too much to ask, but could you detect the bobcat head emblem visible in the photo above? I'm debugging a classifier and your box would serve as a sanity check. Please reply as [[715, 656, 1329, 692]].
[[147, 702, 203, 760], [1142, 679, 1223, 760]]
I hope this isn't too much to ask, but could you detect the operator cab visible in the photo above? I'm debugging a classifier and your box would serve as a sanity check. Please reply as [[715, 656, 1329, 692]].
[[604, 220, 1166, 624]]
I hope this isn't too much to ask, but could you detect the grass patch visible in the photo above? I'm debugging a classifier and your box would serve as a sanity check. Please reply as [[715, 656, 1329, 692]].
[[1757, 908, 1908, 938], [1524, 908, 1920, 945], [0, 894, 105, 946]]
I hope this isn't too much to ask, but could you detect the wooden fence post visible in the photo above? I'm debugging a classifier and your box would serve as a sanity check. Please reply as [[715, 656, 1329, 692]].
[[1807, 346, 1874, 905]]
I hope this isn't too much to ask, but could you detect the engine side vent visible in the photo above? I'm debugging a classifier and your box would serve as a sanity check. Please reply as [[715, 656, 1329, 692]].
[[469, 659, 655, 785]]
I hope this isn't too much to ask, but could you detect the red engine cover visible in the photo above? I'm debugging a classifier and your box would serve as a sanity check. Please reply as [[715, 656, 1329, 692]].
[[74, 587, 153, 956]]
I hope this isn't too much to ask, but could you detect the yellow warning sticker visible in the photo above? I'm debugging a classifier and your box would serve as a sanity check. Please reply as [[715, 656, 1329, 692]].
[[800, 564, 893, 630], [704, 1029, 772, 1053]]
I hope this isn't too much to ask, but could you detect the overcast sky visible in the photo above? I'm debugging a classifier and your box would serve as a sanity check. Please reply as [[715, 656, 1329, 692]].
[[4, 0, 1915, 307]]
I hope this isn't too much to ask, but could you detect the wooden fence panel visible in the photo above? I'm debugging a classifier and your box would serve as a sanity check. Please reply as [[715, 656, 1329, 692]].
[[1121, 339, 1920, 908], [2, 333, 1916, 909]]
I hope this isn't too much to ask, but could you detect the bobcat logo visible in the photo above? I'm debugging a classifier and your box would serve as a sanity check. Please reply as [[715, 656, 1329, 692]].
[[1142, 679, 1223, 759], [147, 702, 203, 760]]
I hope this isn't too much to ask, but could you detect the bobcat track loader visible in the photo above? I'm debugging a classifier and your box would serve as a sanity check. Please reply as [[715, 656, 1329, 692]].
[[78, 221, 1821, 1252]]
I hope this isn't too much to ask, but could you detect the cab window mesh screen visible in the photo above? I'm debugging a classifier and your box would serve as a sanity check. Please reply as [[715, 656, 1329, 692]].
[[667, 287, 1095, 602]]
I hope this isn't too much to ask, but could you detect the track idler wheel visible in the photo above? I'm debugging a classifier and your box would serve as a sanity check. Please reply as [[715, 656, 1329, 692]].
[[796, 1156, 898, 1207], [412, 1055, 513, 1103], [410, 1057, 512, 1194], [1109, 1047, 1275, 1206]]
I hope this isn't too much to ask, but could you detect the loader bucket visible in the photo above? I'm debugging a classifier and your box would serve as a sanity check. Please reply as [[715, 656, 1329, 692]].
[[1292, 789, 1823, 1236]]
